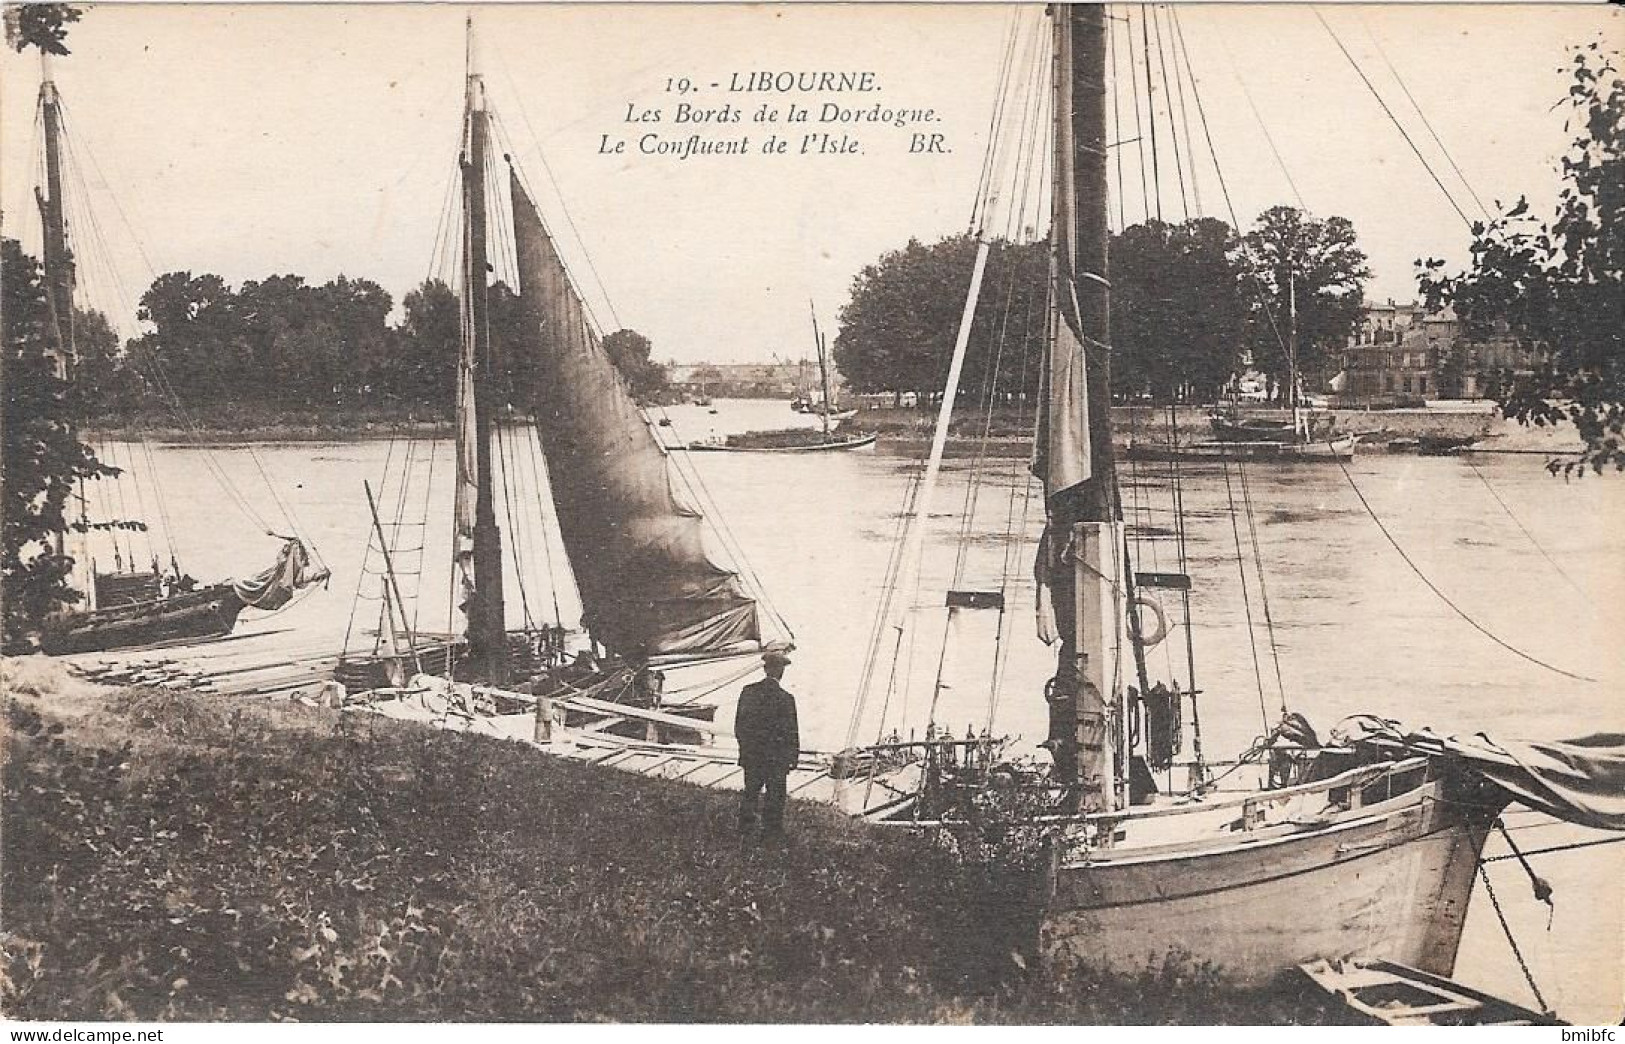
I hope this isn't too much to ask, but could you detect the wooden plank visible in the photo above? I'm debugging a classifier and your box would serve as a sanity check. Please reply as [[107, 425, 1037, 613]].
[[560, 694, 732, 737]]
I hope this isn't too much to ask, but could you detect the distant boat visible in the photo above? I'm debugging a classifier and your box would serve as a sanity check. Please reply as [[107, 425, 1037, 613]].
[[685, 430, 878, 453], [1126, 433, 1359, 462], [1208, 414, 1296, 442]]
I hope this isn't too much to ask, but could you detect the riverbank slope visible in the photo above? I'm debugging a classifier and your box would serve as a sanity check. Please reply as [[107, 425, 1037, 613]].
[[1, 660, 1347, 1023]]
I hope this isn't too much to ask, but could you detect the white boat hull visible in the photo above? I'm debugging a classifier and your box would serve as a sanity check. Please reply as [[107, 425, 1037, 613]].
[[1043, 780, 1496, 986]]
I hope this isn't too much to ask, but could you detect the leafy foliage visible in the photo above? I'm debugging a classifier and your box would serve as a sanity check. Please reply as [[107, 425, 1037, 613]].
[[4, 3, 81, 55], [1418, 43, 1624, 474], [131, 271, 394, 409], [1242, 206, 1371, 398], [835, 217, 1294, 407], [1, 240, 116, 649], [107, 273, 671, 418], [834, 236, 1048, 402], [1113, 218, 1250, 403], [601, 329, 672, 404]]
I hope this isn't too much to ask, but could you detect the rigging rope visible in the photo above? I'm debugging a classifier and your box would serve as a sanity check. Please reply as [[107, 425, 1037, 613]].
[[1125, 8, 1153, 224], [1312, 8, 1473, 229], [1220, 458, 1275, 732], [1357, 15, 1490, 220], [1462, 455, 1596, 606], [1139, 5, 1165, 224], [1214, 27, 1306, 212], [1477, 863, 1552, 1015], [1234, 461, 1290, 715], [55, 97, 318, 562], [1333, 454, 1597, 683], [1163, 4, 1205, 217]]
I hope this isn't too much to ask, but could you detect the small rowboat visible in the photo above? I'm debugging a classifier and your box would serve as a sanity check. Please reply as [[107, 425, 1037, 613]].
[[1298, 959, 1565, 1026]]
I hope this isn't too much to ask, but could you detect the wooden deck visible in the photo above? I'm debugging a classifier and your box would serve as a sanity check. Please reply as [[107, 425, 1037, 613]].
[[355, 679, 918, 818]]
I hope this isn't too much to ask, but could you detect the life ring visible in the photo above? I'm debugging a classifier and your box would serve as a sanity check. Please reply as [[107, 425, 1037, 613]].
[[1132, 594, 1169, 647]]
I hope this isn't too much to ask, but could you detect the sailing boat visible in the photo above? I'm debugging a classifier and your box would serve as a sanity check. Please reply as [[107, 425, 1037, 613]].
[[832, 5, 1620, 989], [21, 51, 328, 656], [1199, 272, 1359, 459], [684, 304, 875, 453], [347, 21, 787, 737]]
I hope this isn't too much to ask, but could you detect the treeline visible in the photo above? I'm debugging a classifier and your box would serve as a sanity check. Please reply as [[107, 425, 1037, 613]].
[[73, 271, 670, 417], [833, 205, 1370, 405]]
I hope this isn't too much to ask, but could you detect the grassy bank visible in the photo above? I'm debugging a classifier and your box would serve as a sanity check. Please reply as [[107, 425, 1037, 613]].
[[83, 405, 453, 444], [1, 662, 1348, 1023], [83, 401, 1502, 447], [858, 404, 1499, 444]]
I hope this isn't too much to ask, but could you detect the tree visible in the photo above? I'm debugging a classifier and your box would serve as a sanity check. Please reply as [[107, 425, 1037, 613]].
[[392, 278, 460, 408], [2, 238, 114, 648], [1112, 218, 1248, 403], [4, 3, 82, 55], [131, 271, 247, 405], [71, 305, 128, 413], [601, 329, 670, 404], [1242, 206, 1371, 399], [1418, 43, 1624, 474], [834, 235, 1046, 401]]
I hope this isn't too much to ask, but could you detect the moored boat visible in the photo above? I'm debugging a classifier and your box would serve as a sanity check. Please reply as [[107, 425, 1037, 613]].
[[686, 429, 877, 452], [20, 51, 328, 656], [340, 18, 792, 727], [828, 4, 1622, 996]]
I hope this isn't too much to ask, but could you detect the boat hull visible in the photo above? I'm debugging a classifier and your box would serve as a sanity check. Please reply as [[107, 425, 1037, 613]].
[[1209, 416, 1296, 442], [1043, 783, 1496, 986], [40, 584, 245, 655], [1125, 434, 1358, 462], [685, 432, 878, 453]]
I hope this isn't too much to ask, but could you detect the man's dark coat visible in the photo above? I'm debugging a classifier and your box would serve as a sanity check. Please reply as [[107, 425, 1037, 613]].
[[734, 678, 800, 771]]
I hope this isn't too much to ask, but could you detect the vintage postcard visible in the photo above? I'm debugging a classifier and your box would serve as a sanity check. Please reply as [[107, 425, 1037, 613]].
[[1, 0, 1621, 1029]]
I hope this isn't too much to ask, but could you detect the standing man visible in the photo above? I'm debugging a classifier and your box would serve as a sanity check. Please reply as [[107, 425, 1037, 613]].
[[735, 647, 799, 838]]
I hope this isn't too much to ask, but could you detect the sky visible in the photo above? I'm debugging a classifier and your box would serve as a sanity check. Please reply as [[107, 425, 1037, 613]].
[[1, 2, 1617, 364]]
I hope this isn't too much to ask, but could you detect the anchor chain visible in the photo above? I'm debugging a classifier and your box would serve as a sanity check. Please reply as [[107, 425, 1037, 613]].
[[1494, 818, 1554, 928], [1477, 861, 1551, 1015]]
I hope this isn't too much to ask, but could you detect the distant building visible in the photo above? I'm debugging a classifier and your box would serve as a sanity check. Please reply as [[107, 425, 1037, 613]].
[[1333, 299, 1535, 406], [669, 359, 847, 400], [1335, 300, 1434, 407]]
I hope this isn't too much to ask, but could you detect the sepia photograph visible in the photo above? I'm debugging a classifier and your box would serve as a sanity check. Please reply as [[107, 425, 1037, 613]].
[[1, 0, 1622, 1028]]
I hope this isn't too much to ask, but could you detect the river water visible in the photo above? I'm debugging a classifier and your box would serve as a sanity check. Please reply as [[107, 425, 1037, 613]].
[[92, 398, 1621, 1020]]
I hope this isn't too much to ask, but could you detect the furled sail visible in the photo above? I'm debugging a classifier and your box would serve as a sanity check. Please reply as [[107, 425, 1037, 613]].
[[231, 538, 331, 610], [1031, 8, 1099, 647], [1031, 7, 1093, 513], [507, 171, 760, 661], [451, 282, 480, 631]]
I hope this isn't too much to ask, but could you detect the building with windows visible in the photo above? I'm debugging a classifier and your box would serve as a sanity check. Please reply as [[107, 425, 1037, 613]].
[[1335, 300, 1436, 407], [1333, 300, 1534, 406]]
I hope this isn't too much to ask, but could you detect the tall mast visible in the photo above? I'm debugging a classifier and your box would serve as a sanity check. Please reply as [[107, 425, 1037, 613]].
[[461, 17, 508, 683], [811, 301, 833, 436], [1288, 267, 1301, 436], [35, 52, 76, 382], [1043, 4, 1121, 812]]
